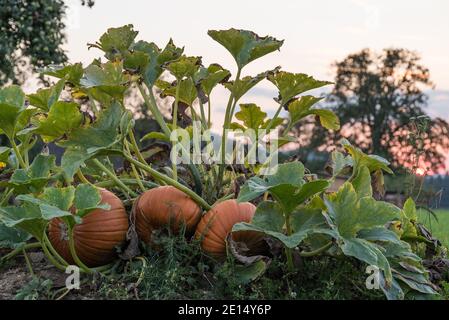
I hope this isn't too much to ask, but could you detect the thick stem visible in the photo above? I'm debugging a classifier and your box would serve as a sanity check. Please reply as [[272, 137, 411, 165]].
[[138, 84, 171, 137], [95, 178, 158, 189], [22, 249, 34, 276], [172, 83, 181, 181], [92, 159, 138, 197], [217, 68, 241, 191], [207, 99, 212, 128], [41, 239, 67, 271], [123, 153, 211, 210], [299, 241, 333, 257], [1, 242, 41, 261], [124, 140, 146, 192], [10, 138, 27, 169], [285, 211, 294, 272], [68, 227, 92, 273], [43, 232, 70, 267], [76, 170, 93, 185]]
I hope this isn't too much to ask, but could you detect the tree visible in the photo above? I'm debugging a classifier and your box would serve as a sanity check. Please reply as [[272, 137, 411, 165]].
[[0, 0, 94, 86], [299, 48, 449, 173]]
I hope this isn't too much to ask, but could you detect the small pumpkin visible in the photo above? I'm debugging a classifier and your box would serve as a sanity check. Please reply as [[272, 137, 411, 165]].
[[195, 199, 264, 258], [134, 186, 202, 244], [48, 189, 129, 267]]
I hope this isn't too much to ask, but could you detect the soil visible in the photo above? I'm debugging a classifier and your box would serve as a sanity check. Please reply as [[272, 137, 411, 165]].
[[0, 249, 98, 300]]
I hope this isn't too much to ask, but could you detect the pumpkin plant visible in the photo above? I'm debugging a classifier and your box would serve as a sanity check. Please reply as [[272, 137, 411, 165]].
[[0, 24, 441, 300]]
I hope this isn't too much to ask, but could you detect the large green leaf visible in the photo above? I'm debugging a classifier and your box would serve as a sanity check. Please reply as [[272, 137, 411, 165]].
[[287, 96, 340, 130], [233, 201, 330, 249], [0, 85, 26, 138], [90, 24, 138, 60], [0, 204, 48, 240], [196, 64, 230, 96], [60, 101, 124, 178], [8, 154, 56, 194], [157, 78, 198, 106], [352, 166, 373, 199], [341, 237, 392, 282], [32, 102, 82, 142], [329, 151, 352, 177], [74, 184, 109, 218], [341, 138, 393, 175], [0, 222, 32, 250], [167, 56, 201, 80], [27, 79, 65, 111], [133, 39, 183, 87], [238, 162, 305, 203], [268, 71, 332, 103], [208, 29, 283, 69], [80, 61, 128, 99], [41, 63, 84, 86]]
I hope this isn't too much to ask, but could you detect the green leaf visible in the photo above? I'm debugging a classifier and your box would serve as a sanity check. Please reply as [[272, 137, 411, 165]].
[[196, 64, 230, 96], [8, 154, 55, 194], [41, 63, 84, 86], [0, 204, 47, 240], [358, 227, 401, 243], [341, 138, 393, 175], [208, 28, 283, 69], [41, 187, 75, 211], [0, 222, 32, 249], [403, 198, 417, 221], [134, 39, 183, 87], [352, 166, 372, 199], [224, 67, 280, 101], [157, 78, 198, 106], [80, 61, 128, 99], [341, 237, 392, 283], [32, 102, 82, 142], [287, 96, 339, 130], [0, 85, 26, 138], [27, 79, 65, 111], [234, 104, 267, 130], [0, 147, 10, 163], [61, 101, 123, 178], [167, 56, 201, 80], [268, 71, 332, 103], [91, 24, 138, 60], [74, 184, 109, 218], [233, 260, 268, 285], [250, 201, 285, 232], [329, 151, 351, 177]]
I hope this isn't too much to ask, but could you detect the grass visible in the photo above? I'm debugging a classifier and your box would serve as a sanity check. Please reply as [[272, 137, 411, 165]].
[[417, 208, 449, 248]]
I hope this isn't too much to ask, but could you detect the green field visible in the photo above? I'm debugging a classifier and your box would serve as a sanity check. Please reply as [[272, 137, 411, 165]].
[[418, 209, 449, 248]]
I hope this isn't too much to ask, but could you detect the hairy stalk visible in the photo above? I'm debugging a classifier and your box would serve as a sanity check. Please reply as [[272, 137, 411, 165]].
[[299, 241, 333, 257], [172, 83, 181, 181], [22, 249, 34, 276], [123, 153, 211, 210], [207, 100, 212, 128], [68, 227, 92, 273], [1, 242, 41, 262], [95, 178, 158, 189], [42, 232, 70, 267], [76, 170, 93, 186], [124, 141, 146, 192], [138, 84, 171, 137], [10, 138, 27, 169], [40, 238, 67, 271], [217, 68, 241, 191], [92, 159, 138, 197]]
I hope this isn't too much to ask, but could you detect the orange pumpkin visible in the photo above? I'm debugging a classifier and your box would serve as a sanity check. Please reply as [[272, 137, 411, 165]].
[[48, 189, 129, 267], [195, 199, 264, 258], [133, 186, 202, 244]]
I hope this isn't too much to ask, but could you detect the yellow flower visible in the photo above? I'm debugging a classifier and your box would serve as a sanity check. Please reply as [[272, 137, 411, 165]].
[[0, 162, 6, 170]]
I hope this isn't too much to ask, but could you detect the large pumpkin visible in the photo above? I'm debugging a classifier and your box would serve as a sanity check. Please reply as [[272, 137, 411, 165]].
[[195, 199, 264, 258], [133, 186, 202, 244], [48, 189, 129, 267]]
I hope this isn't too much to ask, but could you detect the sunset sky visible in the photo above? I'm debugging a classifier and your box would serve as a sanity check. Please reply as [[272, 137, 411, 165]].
[[62, 0, 449, 133]]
